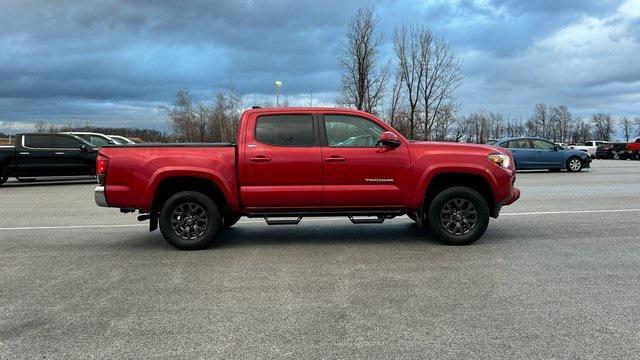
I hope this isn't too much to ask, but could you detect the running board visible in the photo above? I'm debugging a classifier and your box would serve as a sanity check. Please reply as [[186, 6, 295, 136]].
[[348, 216, 385, 224], [264, 217, 302, 225]]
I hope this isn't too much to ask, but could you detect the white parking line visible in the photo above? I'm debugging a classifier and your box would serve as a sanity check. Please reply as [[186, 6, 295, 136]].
[[1, 208, 639, 231], [500, 208, 640, 216]]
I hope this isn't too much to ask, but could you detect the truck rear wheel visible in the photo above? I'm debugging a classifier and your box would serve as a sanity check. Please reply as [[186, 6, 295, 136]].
[[426, 186, 489, 246], [159, 191, 222, 250]]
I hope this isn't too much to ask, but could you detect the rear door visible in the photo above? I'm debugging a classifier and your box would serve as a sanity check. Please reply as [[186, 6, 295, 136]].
[[320, 113, 411, 208], [16, 134, 57, 177], [239, 113, 323, 209], [504, 139, 537, 169], [52, 134, 92, 175]]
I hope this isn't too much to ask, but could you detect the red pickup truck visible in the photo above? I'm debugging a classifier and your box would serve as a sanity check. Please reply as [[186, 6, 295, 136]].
[[95, 107, 520, 249]]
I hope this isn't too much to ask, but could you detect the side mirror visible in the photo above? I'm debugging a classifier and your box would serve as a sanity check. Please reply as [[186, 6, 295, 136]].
[[379, 131, 401, 148], [553, 145, 559, 151]]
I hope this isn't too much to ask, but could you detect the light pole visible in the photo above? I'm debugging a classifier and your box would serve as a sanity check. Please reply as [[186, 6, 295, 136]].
[[274, 80, 282, 107]]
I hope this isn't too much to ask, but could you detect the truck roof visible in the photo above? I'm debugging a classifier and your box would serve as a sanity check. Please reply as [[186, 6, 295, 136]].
[[243, 107, 376, 118]]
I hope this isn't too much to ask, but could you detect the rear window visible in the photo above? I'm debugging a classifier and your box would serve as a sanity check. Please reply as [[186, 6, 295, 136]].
[[53, 135, 82, 148], [255, 115, 314, 146], [24, 135, 52, 148]]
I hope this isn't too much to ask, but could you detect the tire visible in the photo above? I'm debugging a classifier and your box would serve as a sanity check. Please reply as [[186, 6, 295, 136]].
[[426, 186, 490, 246], [612, 152, 620, 160], [159, 191, 222, 250], [223, 213, 241, 228], [566, 157, 583, 172], [0, 168, 8, 185]]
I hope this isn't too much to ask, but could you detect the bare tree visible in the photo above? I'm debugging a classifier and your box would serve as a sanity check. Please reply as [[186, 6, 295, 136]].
[[418, 34, 463, 140], [168, 89, 196, 141], [549, 105, 572, 143], [591, 113, 615, 141], [621, 117, 633, 142], [337, 7, 387, 114], [34, 121, 48, 133], [393, 25, 424, 139], [386, 71, 404, 128], [527, 104, 549, 138]]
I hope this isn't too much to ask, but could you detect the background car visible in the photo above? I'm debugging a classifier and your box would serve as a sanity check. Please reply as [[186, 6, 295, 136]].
[[569, 140, 609, 158], [107, 135, 136, 144], [491, 137, 591, 172], [595, 143, 630, 160], [62, 132, 116, 147]]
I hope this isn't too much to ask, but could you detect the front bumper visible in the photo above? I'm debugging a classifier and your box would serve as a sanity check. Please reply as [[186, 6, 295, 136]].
[[502, 187, 520, 206], [94, 186, 108, 207], [583, 157, 592, 168]]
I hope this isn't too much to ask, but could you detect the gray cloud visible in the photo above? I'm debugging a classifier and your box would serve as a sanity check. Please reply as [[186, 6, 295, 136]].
[[0, 0, 638, 133]]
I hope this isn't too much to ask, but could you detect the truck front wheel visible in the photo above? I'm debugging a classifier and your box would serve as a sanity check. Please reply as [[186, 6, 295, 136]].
[[159, 191, 222, 250], [426, 186, 490, 245]]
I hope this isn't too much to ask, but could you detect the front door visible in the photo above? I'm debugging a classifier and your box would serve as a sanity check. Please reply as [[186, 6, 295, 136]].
[[320, 113, 411, 208], [531, 139, 564, 167], [240, 113, 323, 209], [51, 134, 93, 175]]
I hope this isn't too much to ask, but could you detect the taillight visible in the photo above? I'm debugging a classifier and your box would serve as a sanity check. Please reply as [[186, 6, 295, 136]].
[[96, 154, 109, 185]]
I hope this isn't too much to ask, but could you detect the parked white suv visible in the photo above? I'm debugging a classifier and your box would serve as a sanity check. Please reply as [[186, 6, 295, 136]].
[[569, 141, 610, 158]]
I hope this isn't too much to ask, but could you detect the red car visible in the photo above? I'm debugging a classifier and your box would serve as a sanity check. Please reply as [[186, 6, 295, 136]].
[[95, 107, 520, 249]]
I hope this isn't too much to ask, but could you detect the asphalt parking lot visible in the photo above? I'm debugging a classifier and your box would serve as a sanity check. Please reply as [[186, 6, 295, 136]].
[[1, 160, 639, 359]]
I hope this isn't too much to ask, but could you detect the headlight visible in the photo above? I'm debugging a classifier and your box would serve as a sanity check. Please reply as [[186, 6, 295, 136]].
[[488, 154, 511, 169]]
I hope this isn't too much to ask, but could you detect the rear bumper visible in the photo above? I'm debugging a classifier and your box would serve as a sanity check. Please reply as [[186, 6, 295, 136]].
[[94, 186, 108, 207]]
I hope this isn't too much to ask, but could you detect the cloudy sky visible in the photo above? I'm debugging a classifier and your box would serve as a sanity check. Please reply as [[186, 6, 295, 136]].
[[1, 0, 639, 132]]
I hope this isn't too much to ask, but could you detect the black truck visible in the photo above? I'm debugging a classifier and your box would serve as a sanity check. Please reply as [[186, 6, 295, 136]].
[[0, 133, 98, 185]]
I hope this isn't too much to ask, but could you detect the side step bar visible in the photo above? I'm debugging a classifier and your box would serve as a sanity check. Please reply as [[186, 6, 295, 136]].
[[348, 216, 385, 224], [264, 217, 302, 225], [249, 211, 404, 226]]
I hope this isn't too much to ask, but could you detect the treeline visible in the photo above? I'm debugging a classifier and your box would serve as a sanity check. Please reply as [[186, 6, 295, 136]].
[[455, 105, 640, 144], [336, 7, 639, 143], [167, 82, 242, 142], [31, 122, 166, 142]]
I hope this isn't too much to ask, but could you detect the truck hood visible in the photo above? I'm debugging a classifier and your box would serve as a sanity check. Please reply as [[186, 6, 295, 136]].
[[408, 140, 505, 155]]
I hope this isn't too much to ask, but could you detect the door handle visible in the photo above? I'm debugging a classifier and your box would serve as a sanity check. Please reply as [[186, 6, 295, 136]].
[[249, 155, 271, 162], [55, 152, 65, 155], [19, 152, 30, 155], [324, 155, 346, 162]]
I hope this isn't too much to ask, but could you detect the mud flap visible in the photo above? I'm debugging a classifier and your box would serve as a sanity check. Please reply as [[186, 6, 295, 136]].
[[149, 211, 158, 232]]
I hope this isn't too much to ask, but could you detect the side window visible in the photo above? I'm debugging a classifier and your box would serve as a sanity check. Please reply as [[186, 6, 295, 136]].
[[324, 115, 385, 147], [24, 135, 52, 148], [531, 139, 555, 150], [584, 141, 591, 146], [508, 139, 531, 149], [89, 136, 110, 146], [255, 114, 314, 146], [53, 135, 82, 148]]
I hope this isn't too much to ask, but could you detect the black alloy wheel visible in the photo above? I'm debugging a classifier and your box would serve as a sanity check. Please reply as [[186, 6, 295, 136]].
[[159, 191, 222, 250], [427, 186, 490, 245]]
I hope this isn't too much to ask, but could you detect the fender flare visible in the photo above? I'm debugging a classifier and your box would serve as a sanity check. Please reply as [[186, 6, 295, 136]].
[[144, 166, 237, 211], [412, 163, 498, 209]]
